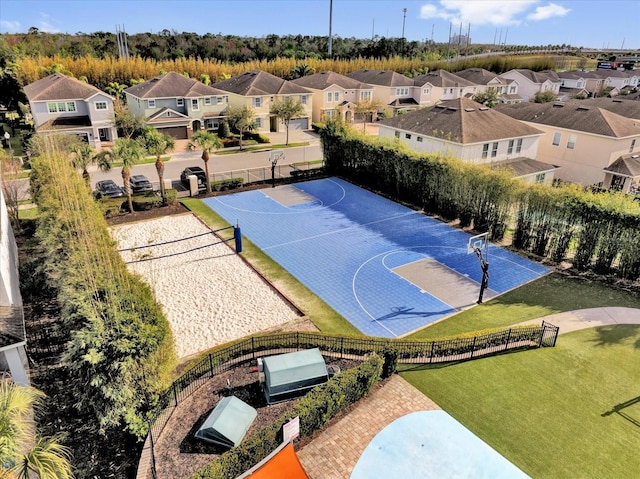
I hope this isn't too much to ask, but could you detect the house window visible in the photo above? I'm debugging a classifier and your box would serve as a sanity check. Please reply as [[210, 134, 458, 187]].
[[147, 99, 156, 108], [95, 101, 107, 111], [206, 119, 219, 130], [191, 99, 199, 110], [47, 102, 57, 113], [301, 95, 308, 105], [482, 143, 489, 159], [535, 173, 546, 184], [459, 88, 464, 95], [567, 134, 576, 149], [394, 131, 400, 138], [516, 138, 523, 153], [449, 88, 454, 94], [510, 85, 516, 93], [67, 102, 76, 112], [327, 92, 333, 102], [631, 139, 637, 153], [204, 97, 212, 106], [491, 142, 499, 158], [177, 98, 184, 107], [57, 102, 67, 112], [395, 87, 409, 96], [552, 132, 561, 146], [423, 88, 430, 94], [360, 91, 371, 100], [405, 133, 411, 139], [335, 91, 340, 102], [508, 139, 514, 154], [417, 136, 423, 142], [255, 117, 262, 128], [254, 97, 262, 108]]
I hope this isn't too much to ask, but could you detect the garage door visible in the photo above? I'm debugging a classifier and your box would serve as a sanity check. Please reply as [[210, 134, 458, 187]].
[[289, 118, 309, 131], [158, 126, 188, 140]]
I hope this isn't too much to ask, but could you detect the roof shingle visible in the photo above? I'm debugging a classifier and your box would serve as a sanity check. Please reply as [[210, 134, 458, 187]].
[[24, 73, 106, 101], [212, 70, 311, 96], [125, 72, 228, 98]]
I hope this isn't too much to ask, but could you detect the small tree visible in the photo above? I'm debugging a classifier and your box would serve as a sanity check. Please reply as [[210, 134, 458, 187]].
[[473, 88, 500, 108], [227, 105, 256, 151], [217, 119, 230, 139], [139, 127, 175, 203], [95, 138, 144, 212], [532, 91, 558, 103], [70, 142, 111, 186], [289, 63, 315, 79], [353, 98, 384, 133], [187, 130, 222, 194], [114, 100, 145, 139], [269, 96, 306, 145]]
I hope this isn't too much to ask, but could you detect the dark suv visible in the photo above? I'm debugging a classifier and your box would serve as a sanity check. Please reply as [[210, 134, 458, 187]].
[[129, 174, 154, 193], [180, 166, 208, 192], [95, 179, 124, 198]]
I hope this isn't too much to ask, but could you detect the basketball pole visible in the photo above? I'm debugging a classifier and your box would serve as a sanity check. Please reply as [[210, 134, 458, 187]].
[[474, 246, 489, 304]]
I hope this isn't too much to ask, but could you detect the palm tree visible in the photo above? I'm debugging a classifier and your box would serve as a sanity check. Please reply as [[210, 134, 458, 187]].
[[186, 130, 222, 194], [0, 379, 73, 479], [269, 96, 306, 146], [227, 105, 256, 151], [139, 128, 175, 203], [289, 63, 315, 79], [69, 143, 111, 187], [96, 138, 144, 213]]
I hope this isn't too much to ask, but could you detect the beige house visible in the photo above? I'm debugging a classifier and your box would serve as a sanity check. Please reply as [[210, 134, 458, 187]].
[[412, 70, 477, 107], [346, 69, 419, 115], [124, 72, 229, 139], [450, 68, 523, 104], [500, 69, 561, 102], [377, 97, 556, 184], [290, 71, 374, 123], [558, 70, 604, 98], [212, 70, 312, 133], [496, 100, 640, 191]]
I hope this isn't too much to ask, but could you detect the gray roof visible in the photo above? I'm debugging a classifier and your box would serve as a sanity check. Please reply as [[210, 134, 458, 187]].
[[124, 72, 227, 98], [584, 97, 640, 120], [603, 153, 640, 177], [508, 69, 561, 84], [453, 68, 507, 86], [557, 70, 588, 80], [495, 100, 640, 138], [38, 115, 92, 131], [212, 70, 311, 96], [490, 157, 559, 178], [413, 69, 475, 88], [346, 69, 414, 87], [378, 97, 543, 144], [24, 73, 106, 101], [291, 71, 372, 90]]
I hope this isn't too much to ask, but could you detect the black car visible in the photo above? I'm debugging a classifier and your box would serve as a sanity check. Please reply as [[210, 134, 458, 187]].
[[180, 166, 208, 192], [95, 179, 124, 198], [130, 174, 154, 193]]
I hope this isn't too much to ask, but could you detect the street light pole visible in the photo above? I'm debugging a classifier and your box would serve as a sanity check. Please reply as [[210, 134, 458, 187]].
[[402, 8, 407, 39]]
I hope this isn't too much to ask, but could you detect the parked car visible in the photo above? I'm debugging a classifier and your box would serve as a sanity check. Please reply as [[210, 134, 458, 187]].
[[129, 174, 154, 194], [95, 179, 124, 198], [180, 166, 208, 192]]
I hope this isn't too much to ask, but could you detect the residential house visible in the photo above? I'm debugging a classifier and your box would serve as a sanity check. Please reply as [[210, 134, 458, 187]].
[[499, 69, 561, 102], [290, 71, 374, 123], [590, 69, 640, 95], [496, 100, 640, 191], [346, 69, 418, 115], [212, 70, 312, 133], [377, 97, 556, 184], [586, 97, 640, 121], [124, 72, 229, 139], [0, 176, 29, 385], [24, 73, 117, 148], [453, 68, 523, 104], [412, 70, 477, 106], [557, 70, 603, 98]]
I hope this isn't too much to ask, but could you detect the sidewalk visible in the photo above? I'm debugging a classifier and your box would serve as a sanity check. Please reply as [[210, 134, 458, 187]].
[[518, 307, 640, 334]]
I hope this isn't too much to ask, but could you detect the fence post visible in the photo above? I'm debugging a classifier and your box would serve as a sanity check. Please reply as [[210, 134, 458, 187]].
[[251, 337, 255, 359], [340, 337, 344, 359], [429, 341, 435, 364], [538, 325, 545, 348], [469, 337, 478, 359], [172, 383, 178, 407], [504, 329, 512, 351], [209, 354, 214, 378], [297, 331, 300, 350]]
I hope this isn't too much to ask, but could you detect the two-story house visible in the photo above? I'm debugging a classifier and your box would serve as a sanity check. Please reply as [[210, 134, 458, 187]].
[[0, 178, 29, 386], [124, 72, 229, 139], [290, 71, 374, 123], [453, 68, 523, 104], [346, 69, 418, 115], [500, 69, 561, 102], [557, 71, 594, 99], [24, 73, 117, 149], [496, 100, 640, 191], [411, 69, 477, 106], [377, 97, 555, 184], [589, 69, 640, 95], [212, 70, 312, 133]]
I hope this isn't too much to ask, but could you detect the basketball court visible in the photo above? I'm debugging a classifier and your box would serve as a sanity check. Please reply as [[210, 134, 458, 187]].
[[202, 178, 548, 338]]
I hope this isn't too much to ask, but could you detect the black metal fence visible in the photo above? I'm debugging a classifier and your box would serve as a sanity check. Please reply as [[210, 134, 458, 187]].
[[140, 321, 559, 479]]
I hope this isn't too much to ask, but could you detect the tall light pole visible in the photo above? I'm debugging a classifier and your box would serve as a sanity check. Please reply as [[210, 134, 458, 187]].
[[328, 0, 333, 56], [402, 8, 407, 39]]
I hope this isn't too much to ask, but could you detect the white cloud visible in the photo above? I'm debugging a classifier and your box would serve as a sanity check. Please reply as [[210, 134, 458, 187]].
[[420, 0, 540, 26], [39, 21, 61, 33], [0, 20, 21, 33], [527, 3, 571, 21]]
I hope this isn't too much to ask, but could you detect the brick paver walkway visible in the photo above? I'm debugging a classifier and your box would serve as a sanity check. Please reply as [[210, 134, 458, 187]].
[[297, 375, 440, 479]]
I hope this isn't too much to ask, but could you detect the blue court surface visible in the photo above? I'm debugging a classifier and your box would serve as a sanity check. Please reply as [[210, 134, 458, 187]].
[[350, 411, 530, 479], [202, 178, 548, 338]]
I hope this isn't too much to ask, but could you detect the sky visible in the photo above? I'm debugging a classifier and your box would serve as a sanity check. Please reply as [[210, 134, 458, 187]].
[[0, 0, 638, 50]]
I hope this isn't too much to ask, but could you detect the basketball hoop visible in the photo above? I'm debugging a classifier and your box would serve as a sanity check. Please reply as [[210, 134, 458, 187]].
[[467, 232, 490, 304]]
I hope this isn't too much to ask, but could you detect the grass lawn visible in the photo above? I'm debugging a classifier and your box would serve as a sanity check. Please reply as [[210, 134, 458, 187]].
[[215, 142, 310, 155], [111, 156, 170, 167], [408, 273, 640, 340], [18, 207, 38, 220], [400, 325, 640, 478]]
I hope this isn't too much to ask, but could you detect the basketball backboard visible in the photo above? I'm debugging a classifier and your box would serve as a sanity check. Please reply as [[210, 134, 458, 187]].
[[467, 232, 489, 255]]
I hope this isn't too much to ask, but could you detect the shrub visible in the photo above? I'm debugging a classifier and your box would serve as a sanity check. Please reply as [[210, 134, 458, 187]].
[[211, 178, 243, 191], [96, 197, 125, 217], [132, 191, 163, 210], [248, 131, 270, 144], [311, 122, 325, 133]]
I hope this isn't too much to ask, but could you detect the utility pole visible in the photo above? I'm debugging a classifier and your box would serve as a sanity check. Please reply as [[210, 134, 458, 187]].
[[447, 22, 452, 62], [504, 28, 508, 46], [372, 18, 375, 40], [328, 0, 333, 56], [402, 8, 407, 39]]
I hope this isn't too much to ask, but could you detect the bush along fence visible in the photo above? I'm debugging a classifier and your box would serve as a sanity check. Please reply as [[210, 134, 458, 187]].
[[320, 125, 640, 281], [141, 322, 558, 478]]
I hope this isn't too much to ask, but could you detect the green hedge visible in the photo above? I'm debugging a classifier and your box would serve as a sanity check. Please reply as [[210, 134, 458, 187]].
[[190, 355, 383, 479], [211, 178, 243, 191]]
